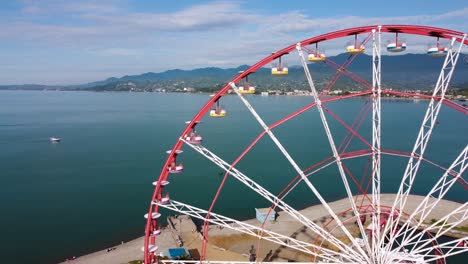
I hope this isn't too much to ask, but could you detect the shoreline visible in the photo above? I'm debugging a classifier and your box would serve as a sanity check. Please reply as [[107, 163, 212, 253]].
[[1, 89, 466, 103], [61, 194, 467, 264]]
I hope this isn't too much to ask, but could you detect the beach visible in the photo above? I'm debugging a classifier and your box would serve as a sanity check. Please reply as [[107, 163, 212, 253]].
[[61, 194, 467, 264]]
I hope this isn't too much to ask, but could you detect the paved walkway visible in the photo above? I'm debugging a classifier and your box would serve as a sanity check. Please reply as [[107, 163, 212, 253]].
[[59, 194, 467, 263]]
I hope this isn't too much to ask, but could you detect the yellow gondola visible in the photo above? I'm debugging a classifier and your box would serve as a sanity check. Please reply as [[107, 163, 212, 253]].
[[308, 53, 326, 62], [346, 34, 365, 54], [346, 44, 365, 54], [210, 108, 226, 117], [271, 67, 288, 75], [238, 73, 256, 94], [308, 43, 326, 62], [271, 55, 288, 75], [239, 86, 256, 94], [210, 100, 226, 117]]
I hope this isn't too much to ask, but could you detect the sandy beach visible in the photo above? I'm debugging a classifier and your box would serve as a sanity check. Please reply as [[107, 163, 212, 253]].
[[60, 194, 467, 264]]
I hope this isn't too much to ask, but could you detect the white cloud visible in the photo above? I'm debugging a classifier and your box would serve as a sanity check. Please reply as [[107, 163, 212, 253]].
[[95, 48, 142, 57], [1, 1, 467, 84]]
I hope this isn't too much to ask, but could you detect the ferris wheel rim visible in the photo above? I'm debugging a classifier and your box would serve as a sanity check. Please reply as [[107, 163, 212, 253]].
[[144, 25, 468, 264]]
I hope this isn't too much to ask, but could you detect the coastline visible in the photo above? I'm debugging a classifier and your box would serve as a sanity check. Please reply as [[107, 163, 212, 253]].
[[61, 194, 467, 264], [1, 89, 465, 103]]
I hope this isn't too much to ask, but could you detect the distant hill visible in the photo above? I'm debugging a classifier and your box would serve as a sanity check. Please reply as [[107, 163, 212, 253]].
[[2, 53, 467, 92]]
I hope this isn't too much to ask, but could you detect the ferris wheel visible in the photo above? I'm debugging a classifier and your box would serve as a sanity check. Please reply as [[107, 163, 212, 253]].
[[144, 25, 468, 264]]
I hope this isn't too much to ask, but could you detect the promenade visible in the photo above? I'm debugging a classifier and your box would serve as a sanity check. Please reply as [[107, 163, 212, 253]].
[[60, 194, 467, 263]]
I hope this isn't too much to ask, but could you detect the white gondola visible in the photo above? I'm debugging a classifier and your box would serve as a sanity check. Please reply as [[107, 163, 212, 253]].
[[427, 46, 448, 57], [386, 42, 406, 52], [427, 37, 448, 57], [144, 212, 161, 219], [49, 137, 61, 142], [386, 33, 406, 53], [185, 120, 202, 124], [149, 245, 159, 253], [168, 164, 183, 173], [152, 180, 170, 186], [160, 194, 170, 205], [141, 245, 159, 253], [160, 180, 170, 186], [185, 134, 202, 144]]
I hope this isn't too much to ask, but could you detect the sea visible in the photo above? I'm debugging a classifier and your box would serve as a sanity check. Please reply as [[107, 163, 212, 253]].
[[0, 90, 466, 263]]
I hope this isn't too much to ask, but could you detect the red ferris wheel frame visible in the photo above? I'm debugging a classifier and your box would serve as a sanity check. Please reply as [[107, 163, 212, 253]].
[[144, 25, 467, 264]]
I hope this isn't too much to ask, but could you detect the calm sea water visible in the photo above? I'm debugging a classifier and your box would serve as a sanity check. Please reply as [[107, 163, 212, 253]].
[[0, 91, 466, 263]]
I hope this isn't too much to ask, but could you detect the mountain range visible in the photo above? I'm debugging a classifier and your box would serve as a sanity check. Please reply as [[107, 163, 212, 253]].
[[2, 53, 468, 92]]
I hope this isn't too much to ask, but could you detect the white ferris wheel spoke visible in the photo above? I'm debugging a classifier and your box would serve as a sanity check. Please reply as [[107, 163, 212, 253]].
[[381, 34, 467, 252], [181, 139, 366, 261], [161, 261, 361, 264], [229, 82, 371, 261], [408, 202, 467, 254], [296, 43, 372, 259], [154, 199, 354, 262], [385, 146, 468, 257], [262, 151, 371, 218], [371, 27, 382, 260], [416, 237, 468, 262], [280, 159, 338, 202], [380, 204, 467, 264]]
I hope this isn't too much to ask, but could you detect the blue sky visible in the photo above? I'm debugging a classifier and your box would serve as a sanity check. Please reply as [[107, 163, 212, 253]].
[[0, 0, 467, 85]]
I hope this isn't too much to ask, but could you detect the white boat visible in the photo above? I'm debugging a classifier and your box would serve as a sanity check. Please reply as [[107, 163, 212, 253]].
[[49, 137, 61, 142]]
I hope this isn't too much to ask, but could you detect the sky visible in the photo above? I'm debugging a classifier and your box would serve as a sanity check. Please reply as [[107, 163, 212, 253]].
[[0, 0, 467, 85]]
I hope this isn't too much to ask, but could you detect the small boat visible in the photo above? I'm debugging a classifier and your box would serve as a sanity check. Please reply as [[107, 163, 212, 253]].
[[49, 137, 61, 142]]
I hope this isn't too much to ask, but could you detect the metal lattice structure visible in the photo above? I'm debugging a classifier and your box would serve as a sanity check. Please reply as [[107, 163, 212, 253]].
[[144, 25, 468, 264]]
